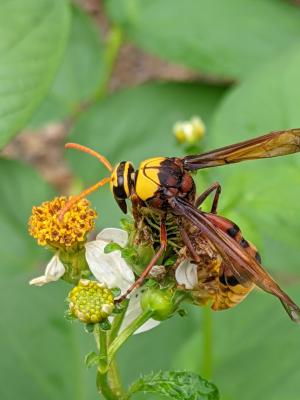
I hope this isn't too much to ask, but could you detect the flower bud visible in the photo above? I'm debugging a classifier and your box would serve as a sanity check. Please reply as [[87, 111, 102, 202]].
[[68, 279, 114, 324], [173, 116, 205, 145], [140, 288, 177, 321]]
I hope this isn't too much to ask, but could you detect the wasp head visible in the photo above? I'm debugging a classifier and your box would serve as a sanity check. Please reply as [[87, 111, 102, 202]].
[[110, 161, 135, 213]]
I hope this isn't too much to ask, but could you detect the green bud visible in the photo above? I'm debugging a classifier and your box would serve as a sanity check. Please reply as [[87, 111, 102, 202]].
[[140, 288, 177, 321], [68, 279, 114, 324]]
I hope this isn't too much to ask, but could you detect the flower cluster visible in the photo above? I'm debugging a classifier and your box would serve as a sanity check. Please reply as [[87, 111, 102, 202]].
[[28, 196, 97, 247], [68, 279, 114, 323]]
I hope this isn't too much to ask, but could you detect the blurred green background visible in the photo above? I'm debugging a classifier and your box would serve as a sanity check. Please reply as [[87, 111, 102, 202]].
[[1, 0, 300, 399]]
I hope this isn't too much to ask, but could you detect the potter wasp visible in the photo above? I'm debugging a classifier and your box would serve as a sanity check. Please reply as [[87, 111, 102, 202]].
[[64, 128, 300, 322]]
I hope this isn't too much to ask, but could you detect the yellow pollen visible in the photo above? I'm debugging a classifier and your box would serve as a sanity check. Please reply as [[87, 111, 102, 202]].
[[28, 196, 97, 248]]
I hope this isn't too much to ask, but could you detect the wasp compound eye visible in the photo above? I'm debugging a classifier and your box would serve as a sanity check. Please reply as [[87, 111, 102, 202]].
[[110, 161, 135, 213]]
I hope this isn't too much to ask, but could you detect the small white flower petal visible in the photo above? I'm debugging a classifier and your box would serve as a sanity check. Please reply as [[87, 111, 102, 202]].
[[44, 254, 66, 282], [29, 275, 48, 286], [119, 289, 160, 335], [175, 259, 198, 289], [96, 228, 128, 247], [85, 240, 134, 295], [29, 254, 65, 286]]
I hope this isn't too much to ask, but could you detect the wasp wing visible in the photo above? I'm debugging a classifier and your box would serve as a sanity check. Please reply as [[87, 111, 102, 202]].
[[170, 197, 300, 323], [183, 129, 300, 170]]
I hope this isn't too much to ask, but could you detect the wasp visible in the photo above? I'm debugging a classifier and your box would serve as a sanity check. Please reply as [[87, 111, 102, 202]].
[[64, 128, 300, 322]]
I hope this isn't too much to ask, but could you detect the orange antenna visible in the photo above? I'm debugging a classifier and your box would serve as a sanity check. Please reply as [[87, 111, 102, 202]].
[[59, 176, 112, 221], [65, 143, 113, 172]]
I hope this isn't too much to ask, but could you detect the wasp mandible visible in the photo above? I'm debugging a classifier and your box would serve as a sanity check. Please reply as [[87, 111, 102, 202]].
[[64, 129, 300, 322]]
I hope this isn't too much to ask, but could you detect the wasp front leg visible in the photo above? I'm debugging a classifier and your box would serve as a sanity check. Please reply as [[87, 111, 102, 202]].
[[115, 215, 168, 302], [195, 182, 222, 213]]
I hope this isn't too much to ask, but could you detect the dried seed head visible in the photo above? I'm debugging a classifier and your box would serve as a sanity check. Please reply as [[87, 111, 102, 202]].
[[68, 279, 114, 324], [28, 196, 97, 248]]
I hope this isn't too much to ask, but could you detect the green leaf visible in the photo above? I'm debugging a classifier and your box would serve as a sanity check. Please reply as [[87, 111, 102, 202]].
[[85, 351, 99, 368], [67, 82, 226, 227], [0, 0, 70, 147], [209, 43, 300, 273], [128, 370, 219, 400], [104, 242, 123, 253], [0, 158, 55, 276], [105, 0, 300, 80], [30, 5, 103, 127]]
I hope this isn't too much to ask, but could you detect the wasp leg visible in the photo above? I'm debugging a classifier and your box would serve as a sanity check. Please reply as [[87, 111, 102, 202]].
[[177, 218, 200, 263], [115, 215, 167, 302], [195, 182, 221, 213], [131, 192, 143, 226]]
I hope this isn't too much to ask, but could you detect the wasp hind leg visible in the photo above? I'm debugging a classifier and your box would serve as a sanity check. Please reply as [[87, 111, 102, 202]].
[[195, 182, 221, 213], [115, 215, 168, 302]]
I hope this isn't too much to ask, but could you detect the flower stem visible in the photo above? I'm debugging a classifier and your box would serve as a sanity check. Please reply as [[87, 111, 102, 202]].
[[94, 326, 119, 400], [109, 300, 129, 343], [107, 310, 153, 367], [202, 305, 213, 380], [106, 301, 129, 398]]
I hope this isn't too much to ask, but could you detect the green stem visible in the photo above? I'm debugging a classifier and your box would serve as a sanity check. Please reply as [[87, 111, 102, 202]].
[[107, 310, 153, 367], [94, 327, 119, 400], [202, 305, 213, 380], [93, 25, 123, 102], [109, 300, 129, 343], [106, 301, 129, 398]]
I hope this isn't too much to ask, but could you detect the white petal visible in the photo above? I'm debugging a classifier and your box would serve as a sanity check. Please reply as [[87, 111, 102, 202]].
[[85, 240, 134, 295], [119, 289, 160, 335], [29, 254, 65, 286], [96, 228, 128, 247], [44, 254, 65, 282], [175, 259, 198, 289], [29, 275, 48, 286]]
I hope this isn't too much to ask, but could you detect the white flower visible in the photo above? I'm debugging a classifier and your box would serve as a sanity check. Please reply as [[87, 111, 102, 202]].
[[86, 228, 160, 335], [85, 228, 134, 295], [29, 254, 65, 286], [30, 227, 160, 334], [175, 259, 198, 289]]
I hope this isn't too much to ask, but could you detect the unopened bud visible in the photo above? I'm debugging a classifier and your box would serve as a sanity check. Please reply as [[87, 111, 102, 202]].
[[68, 279, 114, 324]]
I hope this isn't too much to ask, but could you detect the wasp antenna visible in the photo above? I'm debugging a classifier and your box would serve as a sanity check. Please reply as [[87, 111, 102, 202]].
[[59, 176, 112, 221], [65, 143, 113, 173]]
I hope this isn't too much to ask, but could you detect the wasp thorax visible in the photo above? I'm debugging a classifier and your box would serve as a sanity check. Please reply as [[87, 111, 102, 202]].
[[110, 161, 135, 213]]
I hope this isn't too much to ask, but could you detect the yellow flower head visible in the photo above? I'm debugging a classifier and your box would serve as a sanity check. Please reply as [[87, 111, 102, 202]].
[[68, 279, 114, 323], [28, 196, 97, 248]]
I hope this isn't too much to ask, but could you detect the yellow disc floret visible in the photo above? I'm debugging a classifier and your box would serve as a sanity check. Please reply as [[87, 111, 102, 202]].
[[28, 196, 97, 248], [68, 279, 114, 323]]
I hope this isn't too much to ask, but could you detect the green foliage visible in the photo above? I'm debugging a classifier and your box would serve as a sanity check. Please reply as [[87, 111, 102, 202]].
[[0, 158, 55, 276], [127, 370, 219, 400], [0, 0, 70, 147], [174, 288, 300, 400], [105, 0, 300, 79], [2, 1, 300, 399], [30, 4, 103, 127]]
